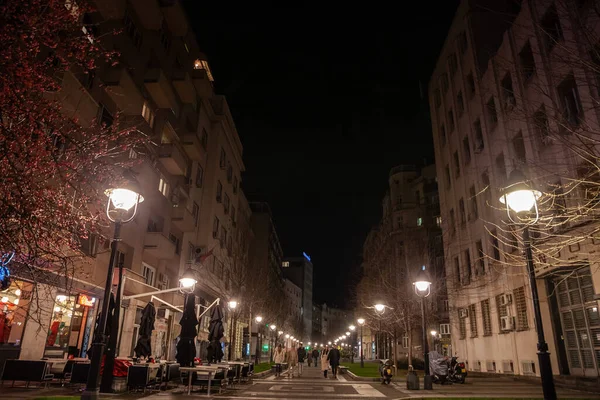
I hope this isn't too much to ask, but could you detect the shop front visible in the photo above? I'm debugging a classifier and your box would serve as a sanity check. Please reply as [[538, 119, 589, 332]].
[[0, 279, 34, 376]]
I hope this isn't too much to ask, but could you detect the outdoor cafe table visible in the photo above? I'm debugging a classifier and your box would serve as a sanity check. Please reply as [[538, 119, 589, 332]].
[[224, 361, 249, 382], [179, 366, 221, 396]]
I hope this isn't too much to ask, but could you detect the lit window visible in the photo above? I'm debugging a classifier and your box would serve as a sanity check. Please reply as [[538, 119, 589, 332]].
[[193, 59, 214, 81], [141, 101, 155, 128], [158, 176, 169, 197], [282, 261, 290, 267], [417, 217, 423, 226], [440, 323, 450, 335]]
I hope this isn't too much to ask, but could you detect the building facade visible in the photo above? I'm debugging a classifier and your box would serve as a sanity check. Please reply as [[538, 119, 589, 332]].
[[282, 255, 314, 340], [6, 0, 252, 366], [429, 0, 600, 377]]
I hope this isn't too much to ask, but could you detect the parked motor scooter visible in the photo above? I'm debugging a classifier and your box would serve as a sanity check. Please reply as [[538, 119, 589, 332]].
[[428, 351, 449, 384], [379, 359, 393, 384], [447, 355, 467, 384]]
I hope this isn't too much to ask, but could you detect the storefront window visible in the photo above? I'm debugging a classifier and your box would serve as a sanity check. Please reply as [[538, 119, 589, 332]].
[[0, 280, 33, 345], [44, 294, 96, 358]]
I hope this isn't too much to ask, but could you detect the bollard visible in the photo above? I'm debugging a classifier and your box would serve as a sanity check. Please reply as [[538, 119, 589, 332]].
[[406, 365, 420, 390]]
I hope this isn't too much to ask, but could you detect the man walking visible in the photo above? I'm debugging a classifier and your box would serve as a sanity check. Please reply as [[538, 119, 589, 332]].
[[307, 347, 312, 367], [297, 343, 306, 376], [327, 345, 341, 378], [312, 348, 319, 367]]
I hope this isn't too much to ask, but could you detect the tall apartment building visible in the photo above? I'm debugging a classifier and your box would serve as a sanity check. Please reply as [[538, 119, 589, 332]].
[[282, 254, 314, 340], [4, 0, 251, 365], [430, 0, 600, 378], [361, 164, 448, 360]]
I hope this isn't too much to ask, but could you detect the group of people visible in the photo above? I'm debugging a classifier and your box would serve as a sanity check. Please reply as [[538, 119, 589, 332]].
[[272, 343, 341, 379]]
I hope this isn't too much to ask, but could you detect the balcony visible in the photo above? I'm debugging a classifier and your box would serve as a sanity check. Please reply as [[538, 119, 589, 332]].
[[182, 132, 205, 161], [158, 143, 187, 176], [171, 206, 196, 232], [143, 232, 176, 259], [191, 68, 213, 98], [172, 71, 196, 105], [102, 67, 144, 115], [144, 68, 179, 115], [160, 0, 188, 36], [52, 71, 99, 128]]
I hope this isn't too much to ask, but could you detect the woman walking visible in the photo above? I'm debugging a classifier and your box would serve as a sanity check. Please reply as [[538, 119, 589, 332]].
[[273, 344, 285, 377], [321, 346, 330, 378]]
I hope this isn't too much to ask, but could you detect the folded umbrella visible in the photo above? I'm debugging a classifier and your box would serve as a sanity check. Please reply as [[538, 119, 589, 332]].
[[134, 301, 156, 358], [176, 294, 198, 367]]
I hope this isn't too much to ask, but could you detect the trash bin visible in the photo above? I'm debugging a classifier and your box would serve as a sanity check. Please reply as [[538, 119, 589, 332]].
[[406, 367, 420, 390]]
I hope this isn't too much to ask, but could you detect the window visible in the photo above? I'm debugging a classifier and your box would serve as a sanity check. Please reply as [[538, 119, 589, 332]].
[[513, 131, 526, 163], [514, 286, 529, 331], [440, 323, 451, 335], [282, 261, 290, 267], [557, 75, 583, 128], [161, 121, 176, 143], [519, 41, 536, 82], [501, 72, 516, 111], [496, 153, 506, 183], [417, 217, 423, 226], [415, 190, 421, 205], [459, 311, 467, 339], [434, 88, 441, 108], [454, 256, 461, 284], [441, 73, 449, 94], [201, 128, 208, 150], [486, 97, 498, 127], [462, 136, 471, 164], [79, 233, 98, 257], [402, 336, 409, 348], [496, 293, 510, 332], [233, 176, 238, 194], [142, 263, 156, 287], [227, 162, 233, 183], [466, 72, 476, 97], [457, 91, 464, 116], [450, 209, 456, 235], [124, 12, 142, 50], [464, 249, 472, 284], [192, 202, 199, 226], [443, 299, 449, 311], [476, 240, 485, 274], [490, 229, 501, 260], [224, 193, 230, 214], [141, 101, 155, 128], [459, 198, 466, 225], [481, 299, 492, 336], [448, 53, 458, 76], [445, 164, 451, 188], [473, 118, 484, 151], [481, 171, 491, 205], [469, 304, 478, 337], [458, 31, 468, 54], [436, 216, 442, 227], [453, 151, 460, 177], [220, 227, 227, 247], [216, 181, 223, 202], [533, 105, 551, 141], [169, 233, 181, 255], [439, 124, 446, 145], [220, 148, 226, 169], [212, 216, 219, 238], [469, 186, 478, 220], [448, 109, 455, 132], [158, 176, 169, 197], [196, 165, 203, 188], [541, 4, 563, 52]]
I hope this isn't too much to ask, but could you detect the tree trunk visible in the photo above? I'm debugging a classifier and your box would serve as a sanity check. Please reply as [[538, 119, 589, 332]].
[[393, 327, 398, 369], [407, 316, 413, 368]]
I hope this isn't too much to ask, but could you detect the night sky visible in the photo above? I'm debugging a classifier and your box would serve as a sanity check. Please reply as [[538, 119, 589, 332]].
[[183, 3, 460, 306]]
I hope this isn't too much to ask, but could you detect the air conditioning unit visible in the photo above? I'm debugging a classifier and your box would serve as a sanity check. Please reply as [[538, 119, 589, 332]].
[[500, 315, 515, 331], [459, 308, 469, 318], [500, 293, 513, 306]]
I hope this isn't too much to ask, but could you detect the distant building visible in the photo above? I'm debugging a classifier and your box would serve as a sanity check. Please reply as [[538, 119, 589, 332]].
[[312, 303, 323, 341], [249, 202, 284, 290], [282, 254, 314, 341], [284, 278, 303, 336], [321, 303, 350, 340]]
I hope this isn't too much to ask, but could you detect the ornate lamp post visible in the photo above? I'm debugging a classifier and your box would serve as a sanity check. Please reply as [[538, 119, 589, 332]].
[[500, 170, 556, 400], [254, 315, 263, 365], [414, 265, 433, 390], [374, 303, 385, 358], [357, 318, 365, 368], [83, 180, 143, 400], [269, 324, 276, 362], [349, 325, 356, 363], [228, 300, 238, 360]]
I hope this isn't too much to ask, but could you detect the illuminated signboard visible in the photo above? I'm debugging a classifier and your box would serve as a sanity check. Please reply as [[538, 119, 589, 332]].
[[78, 295, 96, 307]]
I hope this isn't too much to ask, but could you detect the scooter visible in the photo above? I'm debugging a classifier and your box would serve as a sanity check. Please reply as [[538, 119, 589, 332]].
[[379, 359, 393, 385], [448, 355, 467, 384]]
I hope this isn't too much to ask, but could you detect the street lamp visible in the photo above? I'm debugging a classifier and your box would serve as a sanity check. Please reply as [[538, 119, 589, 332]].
[[228, 300, 238, 310], [179, 267, 198, 292], [357, 318, 365, 368], [228, 300, 238, 360], [500, 170, 556, 400], [414, 265, 433, 390], [254, 316, 263, 364], [374, 303, 386, 359], [269, 324, 276, 362], [84, 179, 143, 399]]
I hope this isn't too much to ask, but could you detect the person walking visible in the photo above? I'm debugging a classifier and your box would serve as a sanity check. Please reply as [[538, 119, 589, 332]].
[[307, 347, 312, 367], [297, 344, 306, 376], [327, 345, 341, 378], [312, 348, 319, 367], [286, 344, 298, 378], [321, 346, 330, 378], [273, 344, 285, 377]]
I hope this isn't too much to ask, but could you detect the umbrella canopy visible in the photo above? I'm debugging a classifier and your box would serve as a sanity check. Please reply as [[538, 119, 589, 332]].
[[176, 294, 198, 367], [134, 302, 156, 358], [206, 303, 224, 363]]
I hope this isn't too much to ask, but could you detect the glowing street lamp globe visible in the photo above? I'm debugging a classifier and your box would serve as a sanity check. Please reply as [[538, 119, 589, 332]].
[[270, 324, 276, 331], [228, 300, 238, 310], [357, 318, 365, 326], [255, 316, 263, 323], [278, 330, 283, 335], [349, 325, 356, 331], [178, 267, 197, 292], [345, 331, 350, 336], [374, 303, 385, 313], [413, 265, 432, 297], [499, 170, 541, 214], [285, 334, 290, 339]]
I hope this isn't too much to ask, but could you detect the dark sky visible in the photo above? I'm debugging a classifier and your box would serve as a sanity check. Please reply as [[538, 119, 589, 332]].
[[183, 3, 460, 306]]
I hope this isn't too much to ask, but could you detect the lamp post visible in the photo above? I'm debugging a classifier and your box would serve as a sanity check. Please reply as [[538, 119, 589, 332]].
[[83, 181, 143, 400], [228, 300, 238, 361], [374, 303, 385, 359], [349, 325, 356, 363], [500, 170, 556, 400], [269, 324, 276, 362], [357, 318, 365, 368], [414, 265, 433, 390], [255, 315, 263, 365]]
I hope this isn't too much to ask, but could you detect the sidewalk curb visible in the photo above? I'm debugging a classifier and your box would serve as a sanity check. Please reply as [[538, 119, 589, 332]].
[[344, 369, 381, 382], [254, 370, 273, 379]]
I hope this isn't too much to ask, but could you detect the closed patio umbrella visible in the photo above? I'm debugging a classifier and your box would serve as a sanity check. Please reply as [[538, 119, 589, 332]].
[[134, 301, 156, 358], [176, 294, 198, 367], [206, 303, 224, 363]]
